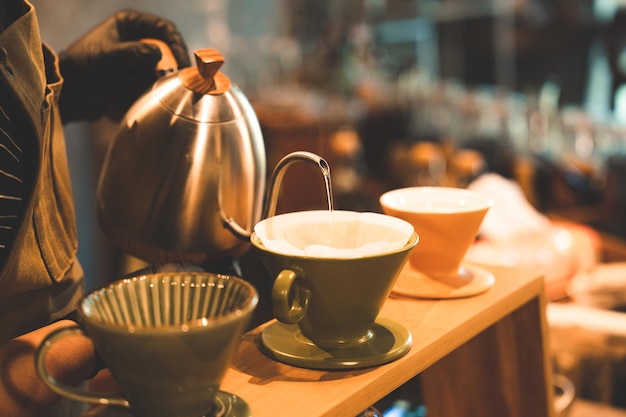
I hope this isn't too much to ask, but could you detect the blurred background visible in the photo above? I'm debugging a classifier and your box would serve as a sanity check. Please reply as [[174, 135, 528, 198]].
[[33, 1, 626, 414], [34, 0, 625, 286]]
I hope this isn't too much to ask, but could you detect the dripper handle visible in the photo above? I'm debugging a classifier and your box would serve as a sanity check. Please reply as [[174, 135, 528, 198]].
[[272, 269, 311, 324], [35, 326, 131, 408]]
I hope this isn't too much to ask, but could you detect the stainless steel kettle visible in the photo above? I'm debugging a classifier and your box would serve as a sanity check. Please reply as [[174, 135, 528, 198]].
[[97, 48, 328, 265]]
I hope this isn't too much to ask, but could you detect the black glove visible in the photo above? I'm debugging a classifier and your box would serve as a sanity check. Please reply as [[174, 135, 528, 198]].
[[58, 9, 191, 123]]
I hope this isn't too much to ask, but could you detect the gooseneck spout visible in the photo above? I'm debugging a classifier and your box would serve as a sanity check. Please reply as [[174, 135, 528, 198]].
[[221, 151, 330, 241], [262, 151, 331, 220]]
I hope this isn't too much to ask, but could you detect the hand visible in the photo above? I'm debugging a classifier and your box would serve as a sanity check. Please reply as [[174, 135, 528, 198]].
[[58, 9, 191, 123], [0, 320, 98, 417]]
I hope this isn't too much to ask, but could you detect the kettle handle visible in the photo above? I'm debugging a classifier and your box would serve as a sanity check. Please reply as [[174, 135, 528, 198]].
[[141, 38, 179, 77]]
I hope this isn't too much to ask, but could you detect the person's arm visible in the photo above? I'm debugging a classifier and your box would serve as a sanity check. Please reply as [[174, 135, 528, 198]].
[[0, 320, 98, 417]]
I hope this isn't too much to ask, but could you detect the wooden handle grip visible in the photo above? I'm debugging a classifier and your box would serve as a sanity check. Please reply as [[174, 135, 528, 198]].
[[141, 38, 178, 75]]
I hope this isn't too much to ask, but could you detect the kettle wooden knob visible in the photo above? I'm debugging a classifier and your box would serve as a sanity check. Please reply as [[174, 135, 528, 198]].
[[195, 49, 224, 79], [181, 48, 231, 95]]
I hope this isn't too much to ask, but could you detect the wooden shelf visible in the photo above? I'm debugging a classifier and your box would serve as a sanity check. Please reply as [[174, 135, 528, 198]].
[[220, 264, 555, 417]]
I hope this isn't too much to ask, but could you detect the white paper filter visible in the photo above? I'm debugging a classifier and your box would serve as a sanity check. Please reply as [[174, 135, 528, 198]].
[[254, 210, 414, 258]]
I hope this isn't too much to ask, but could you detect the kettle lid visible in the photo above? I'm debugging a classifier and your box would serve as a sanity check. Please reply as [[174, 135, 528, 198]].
[[149, 48, 250, 123]]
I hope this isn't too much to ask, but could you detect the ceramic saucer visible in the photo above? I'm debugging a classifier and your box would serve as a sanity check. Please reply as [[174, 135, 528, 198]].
[[79, 391, 250, 417], [260, 317, 411, 370], [392, 262, 495, 299]]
